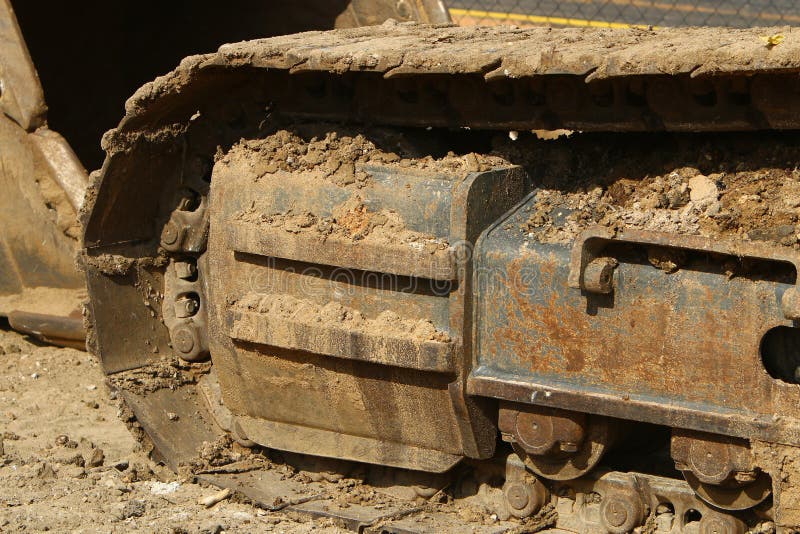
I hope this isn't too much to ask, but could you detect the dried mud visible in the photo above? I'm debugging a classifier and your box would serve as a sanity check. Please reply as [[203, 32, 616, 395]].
[[490, 132, 800, 247], [107, 357, 210, 396], [221, 129, 508, 184], [236, 294, 451, 343], [236, 194, 449, 252]]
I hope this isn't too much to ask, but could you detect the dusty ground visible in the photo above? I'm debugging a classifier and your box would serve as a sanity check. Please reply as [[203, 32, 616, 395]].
[[0, 325, 346, 533]]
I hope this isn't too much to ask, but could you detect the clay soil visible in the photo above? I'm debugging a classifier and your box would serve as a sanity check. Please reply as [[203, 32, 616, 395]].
[[0, 325, 346, 533]]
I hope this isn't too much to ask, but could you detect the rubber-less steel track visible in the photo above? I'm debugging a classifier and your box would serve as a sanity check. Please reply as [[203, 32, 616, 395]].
[[82, 24, 800, 533]]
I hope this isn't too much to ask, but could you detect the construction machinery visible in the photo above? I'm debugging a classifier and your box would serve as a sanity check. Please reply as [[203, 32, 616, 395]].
[[4, 1, 800, 532]]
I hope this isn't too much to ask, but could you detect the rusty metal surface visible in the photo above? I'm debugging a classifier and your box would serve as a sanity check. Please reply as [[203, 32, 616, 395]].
[[203, 152, 526, 471], [499, 403, 618, 482], [7, 310, 85, 349], [470, 190, 800, 446]]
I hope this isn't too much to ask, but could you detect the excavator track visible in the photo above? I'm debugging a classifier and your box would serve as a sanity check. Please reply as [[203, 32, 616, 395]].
[[83, 24, 800, 533]]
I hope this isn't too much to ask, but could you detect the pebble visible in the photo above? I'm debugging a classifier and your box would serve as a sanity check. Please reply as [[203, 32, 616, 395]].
[[150, 481, 180, 495], [120, 499, 145, 519], [51, 450, 85, 467], [688, 174, 719, 202], [86, 447, 105, 468]]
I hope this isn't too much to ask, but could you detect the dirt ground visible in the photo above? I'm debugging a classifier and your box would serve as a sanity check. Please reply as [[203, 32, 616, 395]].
[[0, 324, 346, 534]]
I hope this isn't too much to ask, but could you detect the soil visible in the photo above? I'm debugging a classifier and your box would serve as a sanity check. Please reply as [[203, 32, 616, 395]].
[[0, 326, 347, 533], [221, 129, 507, 186], [491, 132, 800, 247], [236, 193, 450, 251]]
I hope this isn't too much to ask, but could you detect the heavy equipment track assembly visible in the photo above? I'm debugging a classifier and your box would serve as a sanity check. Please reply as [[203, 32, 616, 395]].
[[83, 24, 800, 532]]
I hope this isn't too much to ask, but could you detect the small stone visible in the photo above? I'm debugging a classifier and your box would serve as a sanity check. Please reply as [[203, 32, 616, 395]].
[[55, 435, 70, 447], [167, 412, 179, 421], [51, 450, 85, 467], [86, 447, 105, 468], [36, 462, 57, 480], [6, 344, 21, 354], [113, 460, 129, 471], [150, 481, 180, 495], [198, 524, 223, 534], [120, 499, 145, 519], [60, 465, 86, 479], [688, 175, 719, 203]]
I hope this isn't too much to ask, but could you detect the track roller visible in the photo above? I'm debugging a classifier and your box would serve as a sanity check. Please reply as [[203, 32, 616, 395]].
[[671, 429, 771, 511], [499, 403, 618, 481]]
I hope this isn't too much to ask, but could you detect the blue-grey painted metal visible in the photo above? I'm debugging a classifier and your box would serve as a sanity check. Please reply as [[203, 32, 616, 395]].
[[469, 190, 800, 446]]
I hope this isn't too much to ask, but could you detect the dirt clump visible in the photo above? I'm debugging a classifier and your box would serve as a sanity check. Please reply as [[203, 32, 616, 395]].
[[495, 132, 800, 247], [237, 192, 449, 251], [107, 357, 210, 395], [220, 128, 509, 187]]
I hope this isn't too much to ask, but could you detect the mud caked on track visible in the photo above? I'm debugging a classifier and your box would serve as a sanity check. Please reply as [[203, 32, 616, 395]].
[[13, 21, 800, 534]]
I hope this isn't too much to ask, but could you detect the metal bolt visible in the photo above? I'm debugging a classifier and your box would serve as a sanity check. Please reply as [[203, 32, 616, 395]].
[[699, 515, 745, 534], [604, 499, 628, 528], [162, 222, 179, 246], [175, 296, 199, 319], [505, 483, 530, 511], [600, 493, 643, 534], [583, 257, 618, 294], [174, 261, 197, 281], [173, 327, 196, 355], [732, 470, 757, 484]]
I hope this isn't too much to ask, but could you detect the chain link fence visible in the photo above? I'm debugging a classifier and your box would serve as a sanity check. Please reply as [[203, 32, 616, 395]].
[[448, 1, 800, 28]]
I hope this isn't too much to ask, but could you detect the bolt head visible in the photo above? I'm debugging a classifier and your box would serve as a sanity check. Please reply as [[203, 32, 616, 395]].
[[699, 515, 744, 534], [604, 499, 628, 528], [173, 327, 195, 354], [175, 261, 197, 280], [162, 222, 179, 246], [505, 483, 530, 511], [600, 494, 643, 534]]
